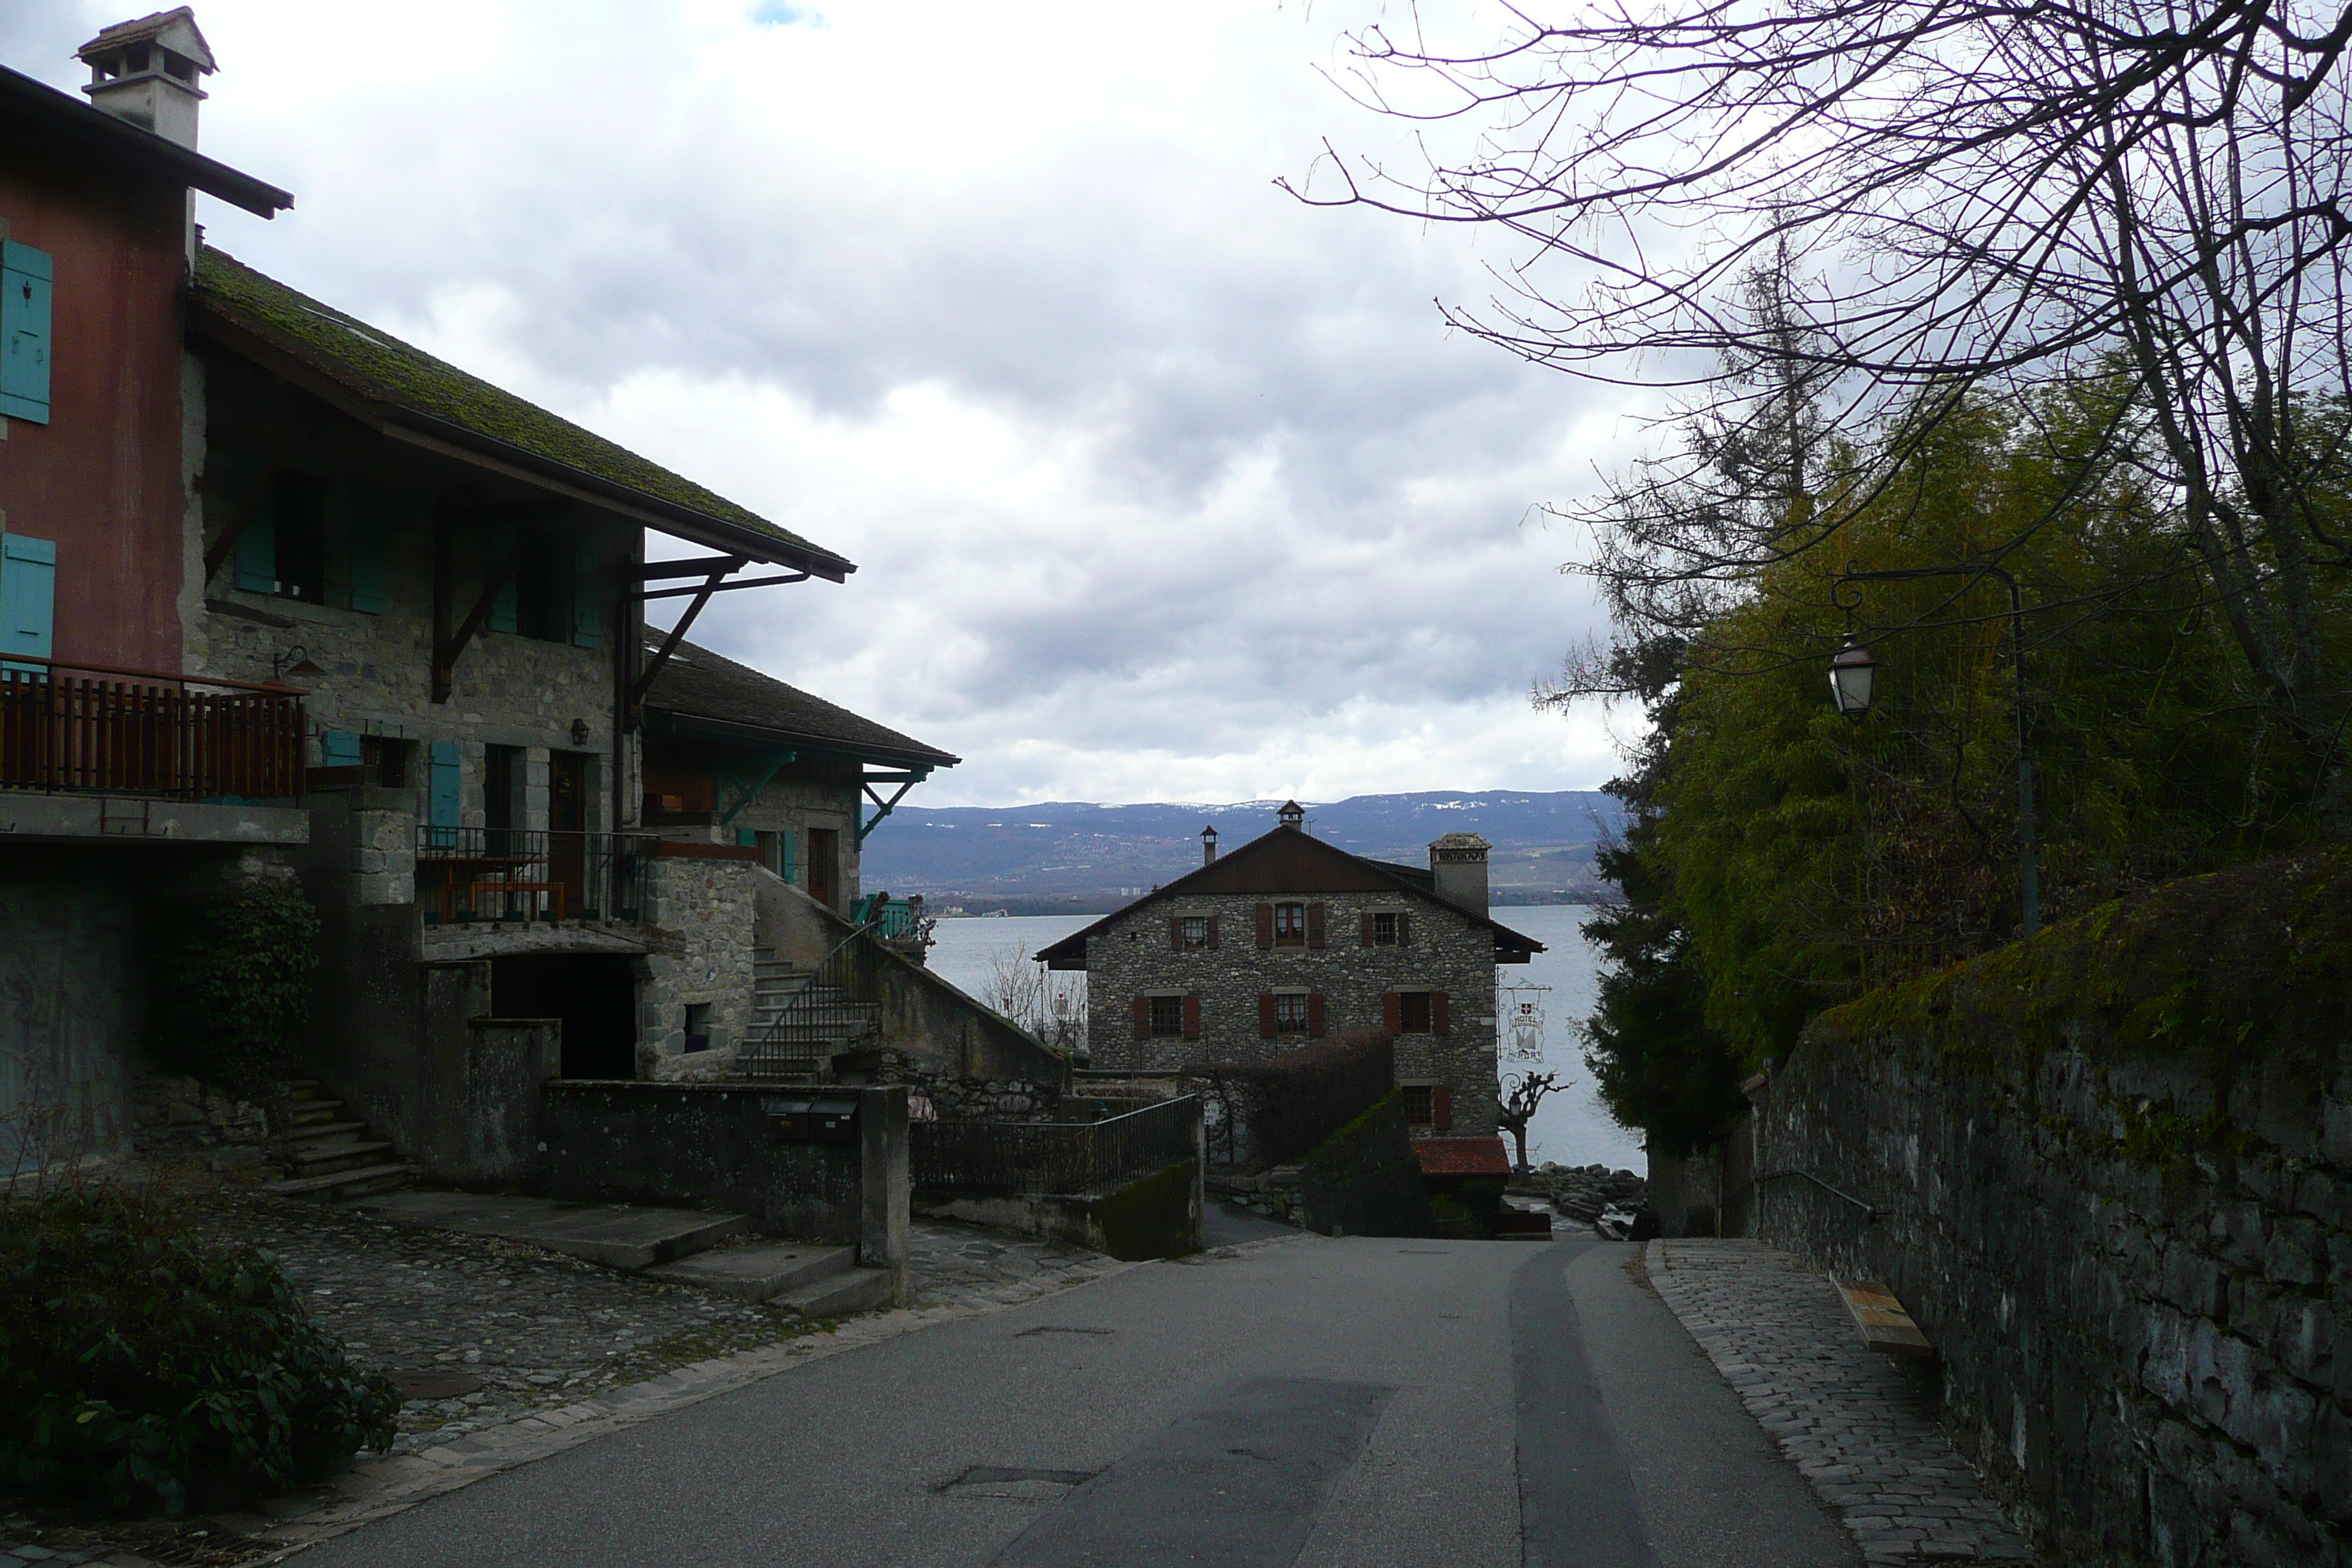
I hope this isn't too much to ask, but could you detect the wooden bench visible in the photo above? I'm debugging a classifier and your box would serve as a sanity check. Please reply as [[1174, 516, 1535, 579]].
[[1834, 1278, 1935, 1358]]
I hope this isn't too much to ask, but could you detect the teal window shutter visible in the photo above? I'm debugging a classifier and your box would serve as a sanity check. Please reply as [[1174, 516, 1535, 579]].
[[488, 525, 518, 634], [212, 451, 278, 594], [780, 829, 796, 884], [428, 742, 462, 828], [0, 533, 56, 671], [1, 242, 53, 424], [736, 827, 758, 848], [571, 533, 603, 649], [320, 731, 361, 767], [348, 486, 389, 614]]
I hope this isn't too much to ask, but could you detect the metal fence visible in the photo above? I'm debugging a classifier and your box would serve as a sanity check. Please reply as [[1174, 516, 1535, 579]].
[[911, 1096, 1201, 1198], [415, 826, 645, 923], [0, 660, 305, 799]]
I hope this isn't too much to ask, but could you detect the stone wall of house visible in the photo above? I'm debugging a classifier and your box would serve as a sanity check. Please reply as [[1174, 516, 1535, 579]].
[[1754, 851, 2350, 1568], [635, 853, 759, 1082], [728, 764, 864, 911], [181, 401, 627, 836], [1082, 890, 1499, 1137]]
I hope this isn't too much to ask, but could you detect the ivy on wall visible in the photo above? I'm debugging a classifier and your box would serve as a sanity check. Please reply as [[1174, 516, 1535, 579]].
[[148, 877, 320, 1093]]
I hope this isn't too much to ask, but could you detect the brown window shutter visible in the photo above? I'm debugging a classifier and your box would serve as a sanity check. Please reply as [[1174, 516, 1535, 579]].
[[1170, 916, 1183, 951], [1382, 991, 1400, 1032], [1132, 995, 1150, 1042], [1255, 902, 1273, 949], [1360, 911, 1375, 946], [1433, 991, 1450, 1035], [1306, 902, 1327, 949], [1308, 994, 1327, 1039], [1206, 915, 1220, 949], [1396, 911, 1411, 947], [1183, 993, 1202, 1039], [1259, 994, 1278, 1039], [1433, 1084, 1453, 1131]]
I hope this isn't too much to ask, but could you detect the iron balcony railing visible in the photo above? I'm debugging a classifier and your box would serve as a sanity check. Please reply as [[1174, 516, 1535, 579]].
[[910, 1096, 1201, 1199], [0, 657, 305, 801], [738, 921, 886, 1079], [415, 826, 645, 924]]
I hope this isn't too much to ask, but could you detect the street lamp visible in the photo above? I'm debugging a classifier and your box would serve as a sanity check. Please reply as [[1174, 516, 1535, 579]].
[[1828, 638, 1876, 716], [1831, 565, 2039, 937]]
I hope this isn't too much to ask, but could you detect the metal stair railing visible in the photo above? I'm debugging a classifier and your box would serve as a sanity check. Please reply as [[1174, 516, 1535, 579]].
[[738, 919, 886, 1079]]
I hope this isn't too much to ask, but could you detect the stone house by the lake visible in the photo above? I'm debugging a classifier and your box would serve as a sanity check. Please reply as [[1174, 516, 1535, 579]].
[[1036, 802, 1543, 1139]]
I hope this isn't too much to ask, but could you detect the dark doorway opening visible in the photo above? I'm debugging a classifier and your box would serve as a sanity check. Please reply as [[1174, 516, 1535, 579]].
[[492, 954, 636, 1079], [549, 751, 590, 913]]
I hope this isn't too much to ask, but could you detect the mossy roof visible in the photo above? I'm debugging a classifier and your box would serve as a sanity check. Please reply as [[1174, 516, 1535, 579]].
[[187, 246, 853, 578]]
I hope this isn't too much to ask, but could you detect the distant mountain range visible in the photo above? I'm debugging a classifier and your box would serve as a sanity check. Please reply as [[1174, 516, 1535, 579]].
[[859, 791, 1626, 915]]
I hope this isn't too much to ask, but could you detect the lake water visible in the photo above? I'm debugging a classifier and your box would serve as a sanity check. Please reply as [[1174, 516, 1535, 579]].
[[927, 905, 1641, 1174]]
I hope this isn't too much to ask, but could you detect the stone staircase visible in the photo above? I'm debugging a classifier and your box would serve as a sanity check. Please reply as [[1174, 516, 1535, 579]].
[[260, 1080, 412, 1200], [740, 947, 882, 1082]]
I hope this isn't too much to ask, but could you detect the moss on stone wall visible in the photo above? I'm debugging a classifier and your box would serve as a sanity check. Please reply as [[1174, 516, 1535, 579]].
[[1093, 1160, 1199, 1260], [1812, 847, 2351, 1105]]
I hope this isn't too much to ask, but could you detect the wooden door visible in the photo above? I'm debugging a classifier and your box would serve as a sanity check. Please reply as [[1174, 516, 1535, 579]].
[[550, 751, 588, 913], [808, 826, 838, 908]]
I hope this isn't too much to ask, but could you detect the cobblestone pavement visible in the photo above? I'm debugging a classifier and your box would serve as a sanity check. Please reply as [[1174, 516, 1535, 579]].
[[0, 1189, 1141, 1568], [1646, 1238, 2038, 1565]]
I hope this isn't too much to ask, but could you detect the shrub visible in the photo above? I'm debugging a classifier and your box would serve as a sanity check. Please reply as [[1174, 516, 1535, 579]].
[[1196, 1028, 1396, 1171], [149, 877, 320, 1091], [0, 1188, 397, 1515]]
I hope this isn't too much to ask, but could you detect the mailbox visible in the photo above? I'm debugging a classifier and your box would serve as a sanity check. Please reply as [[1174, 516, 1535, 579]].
[[764, 1095, 859, 1143], [807, 1096, 859, 1144]]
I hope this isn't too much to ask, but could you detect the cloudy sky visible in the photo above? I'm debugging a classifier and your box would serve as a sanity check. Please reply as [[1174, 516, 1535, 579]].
[[11, 0, 1646, 807]]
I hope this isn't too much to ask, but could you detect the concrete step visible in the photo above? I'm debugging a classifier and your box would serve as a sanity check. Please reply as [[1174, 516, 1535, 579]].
[[263, 1162, 415, 1201], [282, 1101, 346, 1127], [644, 1242, 856, 1302], [773, 1265, 894, 1319], [351, 1191, 748, 1271], [287, 1139, 396, 1175], [284, 1120, 369, 1145]]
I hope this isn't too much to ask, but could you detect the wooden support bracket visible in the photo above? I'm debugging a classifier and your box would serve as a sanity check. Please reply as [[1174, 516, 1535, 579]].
[[202, 444, 287, 582], [431, 514, 528, 704]]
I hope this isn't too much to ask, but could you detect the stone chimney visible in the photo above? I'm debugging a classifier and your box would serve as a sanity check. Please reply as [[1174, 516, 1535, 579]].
[[1429, 832, 1490, 914], [1201, 825, 1219, 866], [1277, 800, 1305, 832], [78, 10, 215, 150]]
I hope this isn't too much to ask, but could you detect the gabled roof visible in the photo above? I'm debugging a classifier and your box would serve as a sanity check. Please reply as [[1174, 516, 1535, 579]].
[[1036, 823, 1543, 969], [0, 64, 290, 217], [643, 638, 958, 772], [186, 247, 856, 579]]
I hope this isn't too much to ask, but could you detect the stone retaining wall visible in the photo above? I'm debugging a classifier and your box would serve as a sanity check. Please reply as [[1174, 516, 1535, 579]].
[[1753, 851, 2350, 1568]]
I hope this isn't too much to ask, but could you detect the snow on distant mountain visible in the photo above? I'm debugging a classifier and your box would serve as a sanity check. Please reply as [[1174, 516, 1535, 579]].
[[858, 790, 1624, 914]]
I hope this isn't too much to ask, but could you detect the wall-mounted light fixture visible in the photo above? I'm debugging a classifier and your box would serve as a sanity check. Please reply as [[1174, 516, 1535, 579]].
[[570, 717, 591, 746], [271, 645, 324, 684]]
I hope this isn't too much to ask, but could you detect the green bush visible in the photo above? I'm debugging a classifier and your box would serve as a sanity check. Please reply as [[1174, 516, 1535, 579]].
[[0, 1189, 397, 1515], [150, 877, 320, 1090]]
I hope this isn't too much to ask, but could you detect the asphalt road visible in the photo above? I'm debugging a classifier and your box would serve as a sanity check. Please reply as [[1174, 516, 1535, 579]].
[[298, 1236, 1857, 1567]]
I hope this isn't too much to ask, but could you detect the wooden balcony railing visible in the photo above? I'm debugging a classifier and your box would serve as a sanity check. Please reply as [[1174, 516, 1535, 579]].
[[0, 657, 307, 801]]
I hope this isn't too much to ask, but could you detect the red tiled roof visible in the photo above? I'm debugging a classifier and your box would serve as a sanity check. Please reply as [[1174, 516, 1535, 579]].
[[1411, 1137, 1512, 1177]]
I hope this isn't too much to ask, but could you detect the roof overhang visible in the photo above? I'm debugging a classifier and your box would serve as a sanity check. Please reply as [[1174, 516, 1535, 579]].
[[0, 64, 290, 218], [185, 301, 849, 578], [647, 706, 958, 772]]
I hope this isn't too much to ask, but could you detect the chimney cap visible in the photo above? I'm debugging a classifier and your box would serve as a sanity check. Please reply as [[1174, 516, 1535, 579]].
[[79, 9, 216, 83], [1276, 800, 1305, 830], [1429, 832, 1490, 862]]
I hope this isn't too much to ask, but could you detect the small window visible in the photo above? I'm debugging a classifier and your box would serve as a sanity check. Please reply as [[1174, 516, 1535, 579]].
[[1149, 995, 1186, 1037], [362, 735, 410, 790], [1273, 901, 1308, 947], [1402, 1084, 1436, 1126], [1397, 991, 1434, 1033], [683, 1001, 713, 1055], [1180, 916, 1209, 949], [1273, 993, 1311, 1033], [273, 473, 329, 605], [1372, 912, 1399, 946]]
